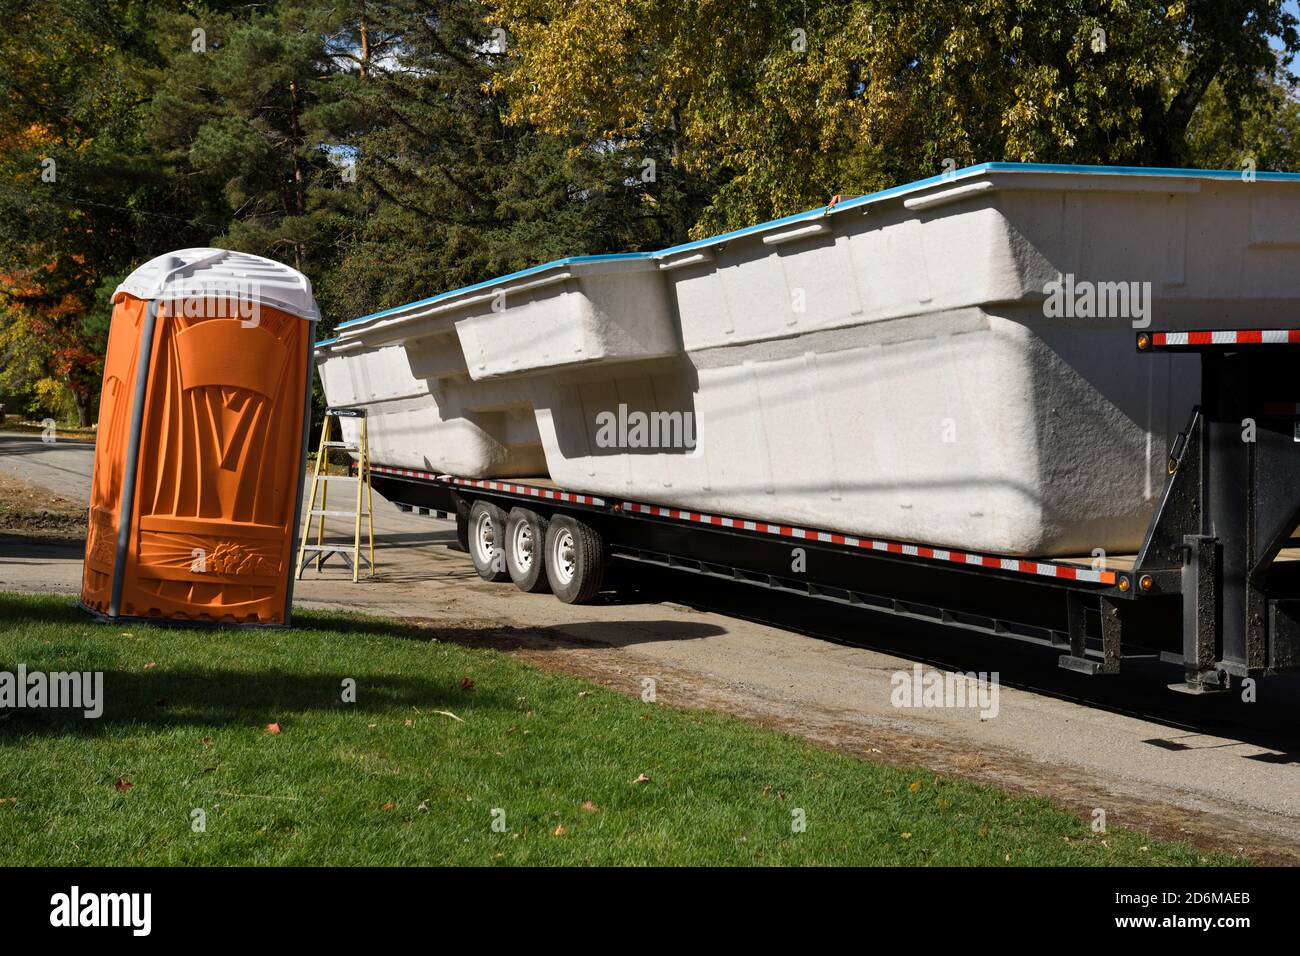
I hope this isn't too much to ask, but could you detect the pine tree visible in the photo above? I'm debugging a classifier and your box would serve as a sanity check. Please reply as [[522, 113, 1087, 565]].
[[321, 0, 702, 328]]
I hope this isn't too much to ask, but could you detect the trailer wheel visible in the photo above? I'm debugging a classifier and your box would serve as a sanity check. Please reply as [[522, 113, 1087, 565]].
[[468, 500, 510, 582], [544, 514, 605, 604], [505, 508, 550, 593]]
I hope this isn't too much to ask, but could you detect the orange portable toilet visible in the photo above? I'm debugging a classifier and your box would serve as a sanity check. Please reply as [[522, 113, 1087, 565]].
[[80, 249, 319, 625]]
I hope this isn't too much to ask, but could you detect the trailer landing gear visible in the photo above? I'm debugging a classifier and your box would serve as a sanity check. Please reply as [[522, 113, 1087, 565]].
[[1167, 672, 1232, 695]]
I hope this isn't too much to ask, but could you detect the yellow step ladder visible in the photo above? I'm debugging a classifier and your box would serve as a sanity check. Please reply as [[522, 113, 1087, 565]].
[[295, 407, 375, 582]]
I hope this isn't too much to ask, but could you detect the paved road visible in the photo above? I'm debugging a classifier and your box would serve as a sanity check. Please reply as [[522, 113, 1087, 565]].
[[3, 431, 1299, 862], [0, 432, 95, 501]]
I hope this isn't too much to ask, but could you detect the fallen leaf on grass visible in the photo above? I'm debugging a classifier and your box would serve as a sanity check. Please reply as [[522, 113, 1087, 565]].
[[265, 723, 281, 734], [144, 662, 157, 670], [417, 801, 429, 813], [113, 778, 133, 792], [404, 719, 414, 727], [460, 676, 475, 691], [433, 710, 464, 723], [553, 824, 566, 836], [382, 801, 396, 812], [631, 773, 651, 785], [0, 797, 17, 805], [201, 737, 212, 747], [581, 801, 599, 813], [908, 780, 922, 792], [901, 832, 912, 839]]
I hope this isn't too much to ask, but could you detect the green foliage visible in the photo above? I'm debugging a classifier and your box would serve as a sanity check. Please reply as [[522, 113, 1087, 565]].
[[1187, 70, 1300, 171], [0, 304, 52, 419], [496, 0, 1300, 232], [0, 0, 1297, 385], [321, 0, 705, 328], [0, 0, 201, 423]]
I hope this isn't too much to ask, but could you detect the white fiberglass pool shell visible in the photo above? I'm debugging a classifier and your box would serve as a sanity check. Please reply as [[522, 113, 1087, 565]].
[[317, 163, 1300, 557]]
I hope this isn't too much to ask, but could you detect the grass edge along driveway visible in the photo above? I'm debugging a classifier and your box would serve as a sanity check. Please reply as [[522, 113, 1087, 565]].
[[0, 592, 1240, 866]]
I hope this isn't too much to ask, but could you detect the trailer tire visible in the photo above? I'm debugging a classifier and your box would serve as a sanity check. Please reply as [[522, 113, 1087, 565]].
[[468, 500, 510, 582], [544, 515, 605, 604], [505, 508, 549, 593]]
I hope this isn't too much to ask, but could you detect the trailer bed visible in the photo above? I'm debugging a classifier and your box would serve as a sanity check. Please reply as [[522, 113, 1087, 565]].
[[349, 326, 1300, 689]]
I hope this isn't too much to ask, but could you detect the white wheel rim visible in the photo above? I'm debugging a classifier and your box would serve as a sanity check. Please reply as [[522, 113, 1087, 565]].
[[474, 512, 497, 564], [551, 529, 576, 586], [512, 520, 534, 571]]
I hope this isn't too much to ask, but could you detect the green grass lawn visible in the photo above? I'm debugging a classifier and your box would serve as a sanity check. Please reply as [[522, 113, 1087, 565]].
[[0, 592, 1237, 866]]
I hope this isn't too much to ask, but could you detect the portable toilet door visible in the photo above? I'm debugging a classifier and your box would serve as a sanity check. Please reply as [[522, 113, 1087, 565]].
[[80, 248, 320, 625]]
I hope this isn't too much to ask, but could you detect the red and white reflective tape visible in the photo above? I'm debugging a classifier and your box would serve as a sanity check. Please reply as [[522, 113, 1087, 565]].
[[369, 465, 606, 505], [369, 464, 1117, 585], [1153, 330, 1300, 347], [370, 464, 442, 482], [441, 476, 605, 506], [621, 501, 1117, 585]]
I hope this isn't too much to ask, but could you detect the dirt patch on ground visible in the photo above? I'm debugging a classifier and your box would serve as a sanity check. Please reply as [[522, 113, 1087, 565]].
[[411, 616, 1300, 866], [0, 471, 87, 537]]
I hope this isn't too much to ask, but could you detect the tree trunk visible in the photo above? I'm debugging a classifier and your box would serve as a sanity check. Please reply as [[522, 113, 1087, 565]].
[[1138, 49, 1225, 166], [359, 13, 370, 81], [288, 77, 307, 272], [72, 389, 90, 428]]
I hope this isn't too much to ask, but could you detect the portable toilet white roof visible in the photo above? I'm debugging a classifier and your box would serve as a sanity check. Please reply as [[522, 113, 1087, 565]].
[[113, 247, 320, 322]]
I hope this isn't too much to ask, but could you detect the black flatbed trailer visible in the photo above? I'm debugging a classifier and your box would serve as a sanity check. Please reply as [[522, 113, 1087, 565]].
[[355, 328, 1300, 693]]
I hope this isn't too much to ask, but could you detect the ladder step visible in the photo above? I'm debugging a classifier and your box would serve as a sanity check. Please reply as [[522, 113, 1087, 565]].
[[298, 547, 371, 562], [321, 441, 359, 449], [309, 509, 368, 517], [315, 475, 359, 483]]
